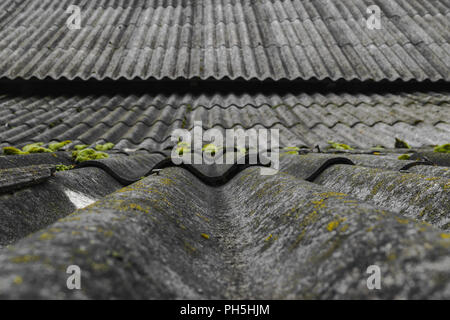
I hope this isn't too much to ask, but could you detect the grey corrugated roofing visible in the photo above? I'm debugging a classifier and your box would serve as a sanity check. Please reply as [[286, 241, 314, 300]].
[[0, 91, 448, 150], [0, 165, 449, 299], [0, 165, 122, 246], [0, 0, 449, 81]]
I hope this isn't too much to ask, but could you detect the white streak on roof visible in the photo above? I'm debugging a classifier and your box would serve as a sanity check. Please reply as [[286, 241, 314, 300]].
[[64, 189, 97, 209]]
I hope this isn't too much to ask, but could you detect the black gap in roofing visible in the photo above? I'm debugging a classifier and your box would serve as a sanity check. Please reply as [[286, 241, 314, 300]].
[[1, 78, 449, 97]]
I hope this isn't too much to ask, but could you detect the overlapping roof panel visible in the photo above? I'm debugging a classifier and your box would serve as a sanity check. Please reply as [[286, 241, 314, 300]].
[[0, 155, 449, 299], [0, 90, 448, 150], [0, 0, 449, 81]]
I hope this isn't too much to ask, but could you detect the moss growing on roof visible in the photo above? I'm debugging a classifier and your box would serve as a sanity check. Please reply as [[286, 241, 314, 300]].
[[22, 143, 52, 153], [55, 164, 75, 172], [395, 138, 411, 149], [22, 142, 44, 153], [434, 144, 450, 154], [327, 141, 354, 150], [398, 154, 411, 160], [3, 147, 28, 155], [72, 148, 109, 163], [95, 143, 115, 151], [74, 144, 89, 150], [49, 140, 71, 151], [3, 143, 53, 155]]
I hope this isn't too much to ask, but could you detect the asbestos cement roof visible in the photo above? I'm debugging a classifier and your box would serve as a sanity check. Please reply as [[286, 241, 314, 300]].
[[0, 90, 449, 151], [0, 150, 449, 299], [0, 0, 449, 81], [0, 0, 449, 300]]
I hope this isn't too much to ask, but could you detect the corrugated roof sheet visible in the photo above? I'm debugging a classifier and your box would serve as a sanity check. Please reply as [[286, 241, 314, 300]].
[[0, 0, 449, 81], [0, 91, 448, 150], [0, 158, 448, 299]]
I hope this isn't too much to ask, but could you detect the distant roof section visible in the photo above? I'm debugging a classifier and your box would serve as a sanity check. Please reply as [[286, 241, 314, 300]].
[[0, 0, 448, 81], [0, 91, 448, 150]]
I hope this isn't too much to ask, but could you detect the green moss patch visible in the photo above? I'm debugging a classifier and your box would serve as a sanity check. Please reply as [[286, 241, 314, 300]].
[[3, 146, 28, 155], [398, 154, 411, 160], [434, 144, 450, 154], [74, 144, 89, 150], [327, 141, 354, 150], [72, 148, 109, 163], [55, 164, 75, 172], [49, 140, 71, 151], [95, 143, 115, 151], [3, 142, 53, 155]]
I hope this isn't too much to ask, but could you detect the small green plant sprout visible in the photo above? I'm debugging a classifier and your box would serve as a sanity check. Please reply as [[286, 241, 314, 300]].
[[72, 148, 109, 163], [176, 141, 191, 155], [74, 144, 89, 150], [327, 141, 354, 150], [398, 154, 411, 160], [434, 144, 450, 154], [55, 164, 75, 172], [3, 146, 27, 155], [49, 140, 72, 152], [394, 138, 411, 149], [95, 142, 115, 151]]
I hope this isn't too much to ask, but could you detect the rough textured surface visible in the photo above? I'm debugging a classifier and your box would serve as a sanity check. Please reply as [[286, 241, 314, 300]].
[[0, 167, 122, 246], [0, 0, 449, 301], [0, 165, 55, 193], [0, 0, 449, 81], [0, 167, 448, 299], [313, 164, 450, 229], [0, 91, 448, 150], [0, 153, 73, 169], [77, 152, 166, 184]]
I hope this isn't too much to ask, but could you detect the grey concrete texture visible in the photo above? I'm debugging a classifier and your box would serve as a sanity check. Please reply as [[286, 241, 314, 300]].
[[0, 167, 122, 246], [0, 167, 448, 299]]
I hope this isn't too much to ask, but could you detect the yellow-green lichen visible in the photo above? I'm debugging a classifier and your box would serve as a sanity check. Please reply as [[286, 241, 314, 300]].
[[13, 276, 23, 285], [201, 233, 210, 240], [10, 255, 40, 263], [39, 232, 54, 240], [327, 217, 347, 232]]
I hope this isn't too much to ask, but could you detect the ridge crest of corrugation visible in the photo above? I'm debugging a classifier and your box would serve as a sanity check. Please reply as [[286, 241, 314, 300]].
[[0, 0, 449, 81]]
